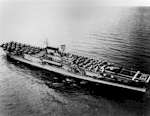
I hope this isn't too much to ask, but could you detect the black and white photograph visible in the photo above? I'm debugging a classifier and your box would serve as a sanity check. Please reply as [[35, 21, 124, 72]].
[[0, 0, 150, 116]]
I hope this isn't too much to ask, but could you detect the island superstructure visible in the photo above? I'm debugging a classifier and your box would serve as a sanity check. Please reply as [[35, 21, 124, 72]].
[[0, 41, 150, 92]]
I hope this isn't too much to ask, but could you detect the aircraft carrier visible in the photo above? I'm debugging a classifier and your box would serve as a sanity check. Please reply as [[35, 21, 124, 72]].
[[1, 41, 150, 92]]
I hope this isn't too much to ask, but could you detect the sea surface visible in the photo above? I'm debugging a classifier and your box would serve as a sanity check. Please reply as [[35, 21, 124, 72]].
[[1, 7, 150, 116]]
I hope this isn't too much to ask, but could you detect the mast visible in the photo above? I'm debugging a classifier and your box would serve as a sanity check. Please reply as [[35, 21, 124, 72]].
[[44, 38, 49, 54], [45, 38, 49, 48]]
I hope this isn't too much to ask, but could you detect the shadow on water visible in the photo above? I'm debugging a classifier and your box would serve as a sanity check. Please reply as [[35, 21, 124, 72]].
[[4, 55, 149, 103]]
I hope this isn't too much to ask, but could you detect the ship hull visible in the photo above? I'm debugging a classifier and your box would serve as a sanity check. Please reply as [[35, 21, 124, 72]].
[[6, 54, 147, 92]]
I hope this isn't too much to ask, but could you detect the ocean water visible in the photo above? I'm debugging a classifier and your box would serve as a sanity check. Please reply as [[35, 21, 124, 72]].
[[1, 7, 150, 116]]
